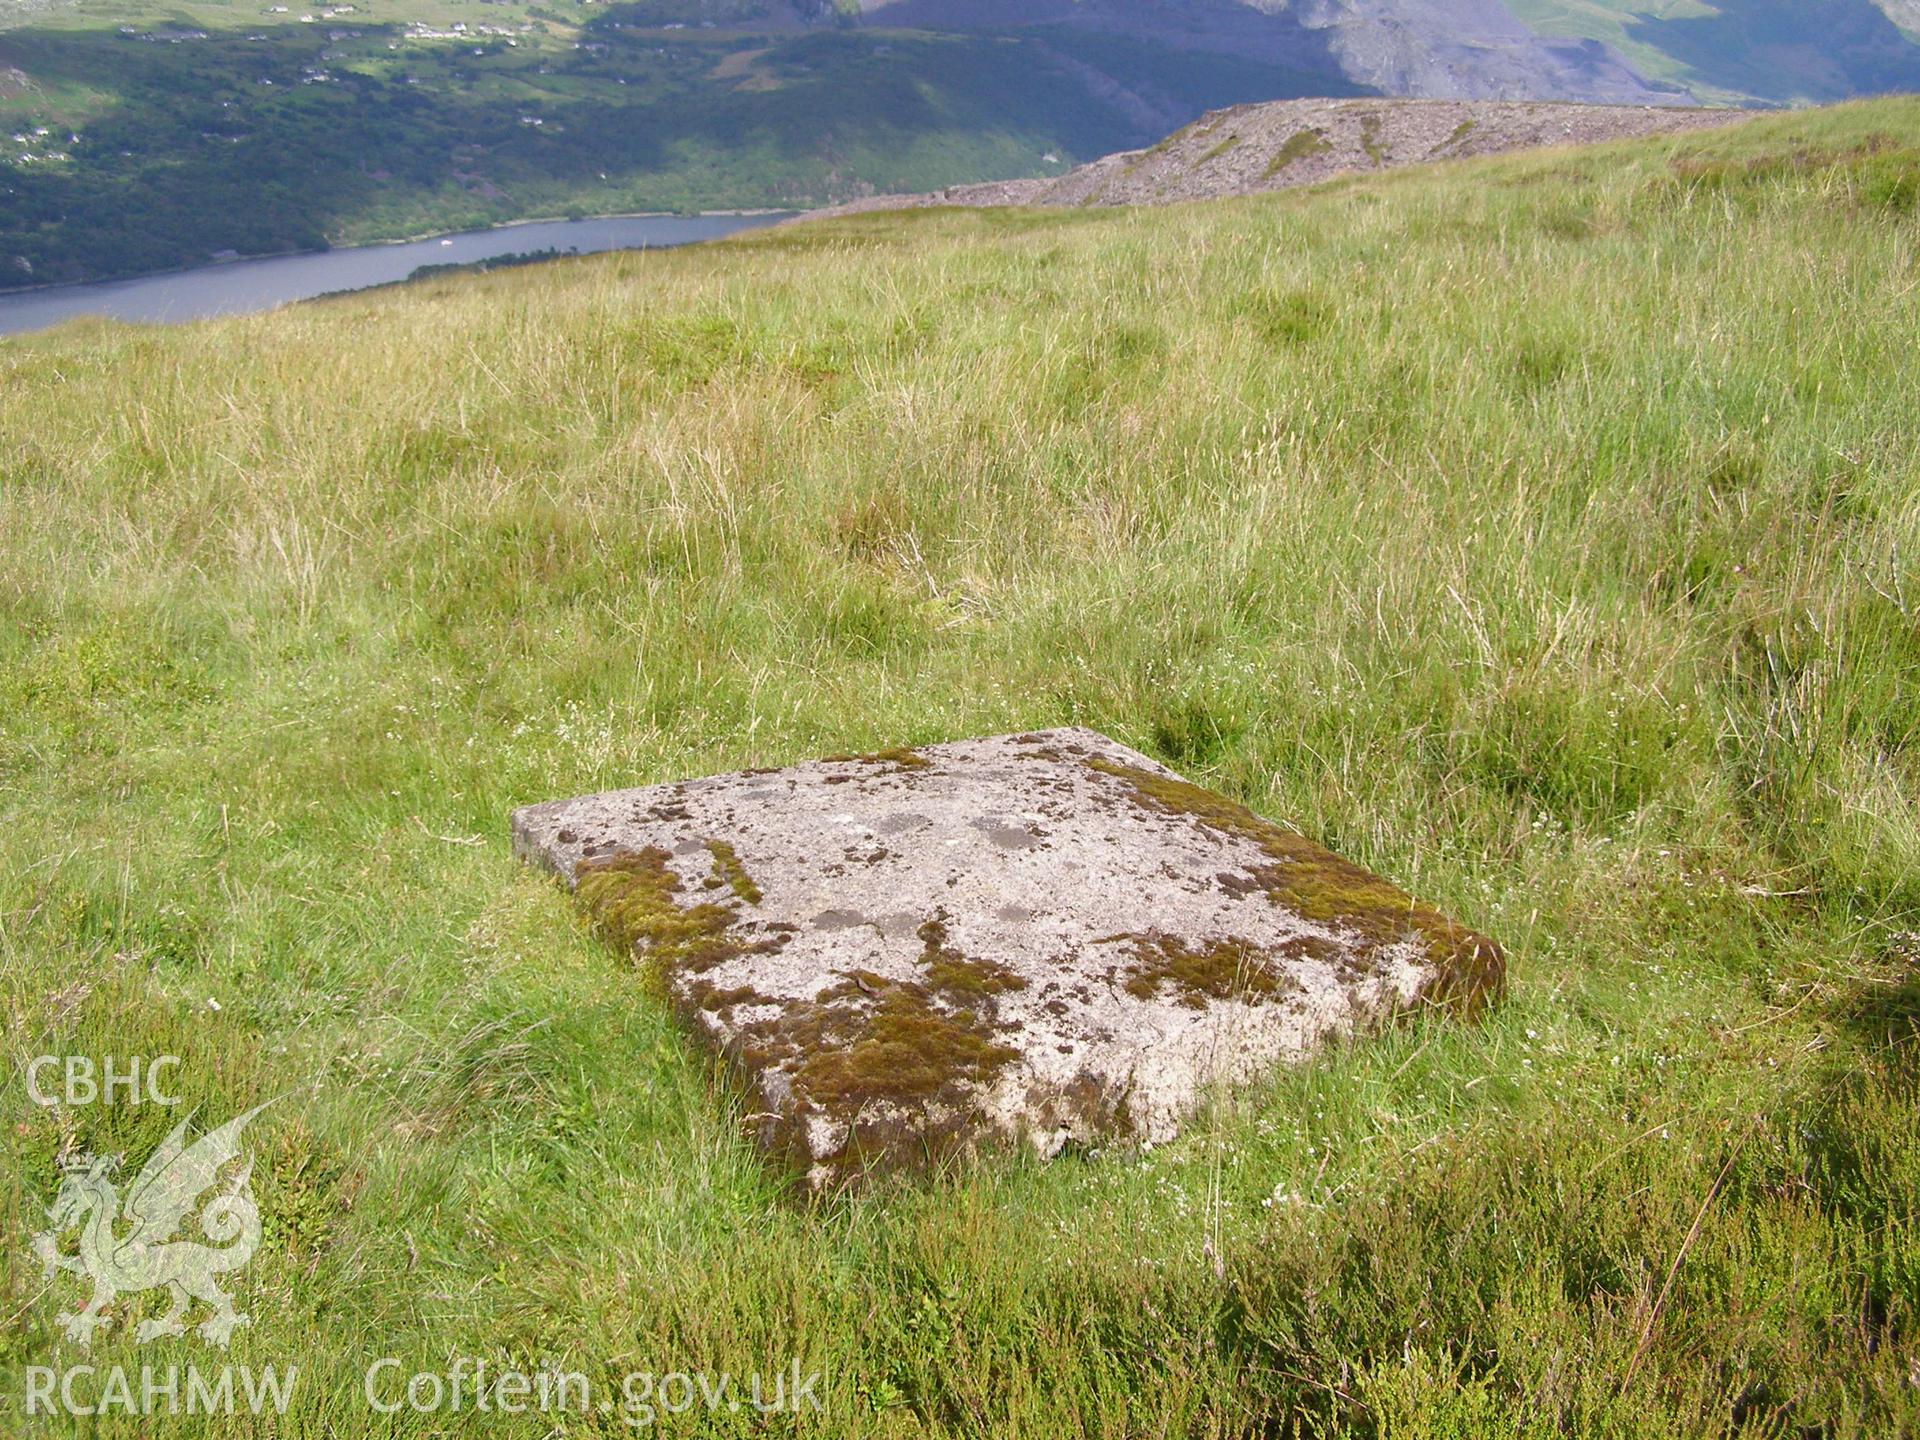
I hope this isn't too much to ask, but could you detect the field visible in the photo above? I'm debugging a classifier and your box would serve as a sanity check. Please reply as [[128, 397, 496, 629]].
[[2, 98, 1919, 1435]]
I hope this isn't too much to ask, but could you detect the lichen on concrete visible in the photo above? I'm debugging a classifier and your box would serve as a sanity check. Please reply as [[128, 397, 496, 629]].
[[512, 727, 1503, 1191]]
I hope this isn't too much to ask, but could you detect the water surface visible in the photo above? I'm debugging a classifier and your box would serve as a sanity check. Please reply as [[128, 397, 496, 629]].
[[0, 213, 787, 337]]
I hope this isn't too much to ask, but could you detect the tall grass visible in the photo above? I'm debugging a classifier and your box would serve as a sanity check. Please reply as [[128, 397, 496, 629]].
[[1, 98, 1917, 1436]]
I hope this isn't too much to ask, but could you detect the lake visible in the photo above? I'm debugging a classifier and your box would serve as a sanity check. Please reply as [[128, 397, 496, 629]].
[[0, 213, 789, 338]]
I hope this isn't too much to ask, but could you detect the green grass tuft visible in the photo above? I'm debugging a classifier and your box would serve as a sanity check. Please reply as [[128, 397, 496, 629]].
[[1265, 125, 1332, 177]]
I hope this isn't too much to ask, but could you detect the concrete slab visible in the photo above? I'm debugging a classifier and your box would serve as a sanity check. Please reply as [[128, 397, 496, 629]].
[[512, 728, 1501, 1191]]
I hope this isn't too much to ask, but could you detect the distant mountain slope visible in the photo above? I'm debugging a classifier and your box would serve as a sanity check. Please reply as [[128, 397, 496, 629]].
[[695, 0, 1920, 105], [1881, 0, 1920, 30], [1507, 0, 1920, 103], [853, 0, 1685, 103], [805, 94, 1746, 218]]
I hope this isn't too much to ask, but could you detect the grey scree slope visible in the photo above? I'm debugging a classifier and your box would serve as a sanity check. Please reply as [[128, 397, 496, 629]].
[[512, 728, 1502, 1191]]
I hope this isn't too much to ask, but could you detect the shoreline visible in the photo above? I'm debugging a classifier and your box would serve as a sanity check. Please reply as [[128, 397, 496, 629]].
[[0, 208, 792, 299]]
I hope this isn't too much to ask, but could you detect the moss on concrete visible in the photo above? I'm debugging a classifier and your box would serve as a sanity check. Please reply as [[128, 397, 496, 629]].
[[724, 965, 1021, 1188], [1088, 757, 1503, 1013], [704, 838, 763, 904], [573, 840, 772, 978], [1117, 933, 1295, 1009], [917, 916, 1029, 998], [792, 980, 1018, 1113], [822, 745, 931, 773], [691, 981, 766, 1011], [574, 846, 738, 975]]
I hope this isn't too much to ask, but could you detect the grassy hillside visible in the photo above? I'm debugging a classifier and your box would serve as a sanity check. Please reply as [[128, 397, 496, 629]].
[[3, 98, 1919, 1436]]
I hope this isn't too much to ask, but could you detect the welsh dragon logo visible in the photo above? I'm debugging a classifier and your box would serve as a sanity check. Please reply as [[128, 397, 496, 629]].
[[29, 1103, 271, 1349]]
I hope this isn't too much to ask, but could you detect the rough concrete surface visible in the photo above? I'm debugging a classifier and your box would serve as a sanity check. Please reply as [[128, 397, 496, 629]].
[[512, 729, 1502, 1191]]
